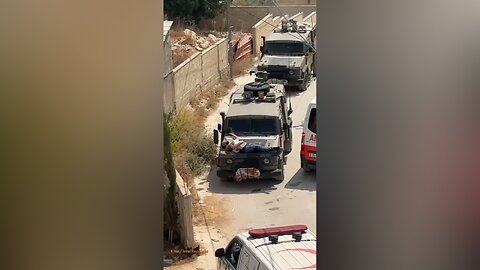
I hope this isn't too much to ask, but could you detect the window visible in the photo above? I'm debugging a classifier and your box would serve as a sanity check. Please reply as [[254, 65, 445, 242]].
[[226, 118, 279, 135], [264, 41, 305, 55], [224, 241, 243, 269], [307, 108, 316, 133]]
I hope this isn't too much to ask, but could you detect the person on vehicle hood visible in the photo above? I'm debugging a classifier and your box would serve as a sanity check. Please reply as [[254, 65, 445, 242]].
[[221, 129, 279, 153]]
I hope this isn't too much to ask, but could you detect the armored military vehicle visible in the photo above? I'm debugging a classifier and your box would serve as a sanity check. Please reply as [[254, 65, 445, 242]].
[[255, 18, 316, 91], [213, 72, 293, 182]]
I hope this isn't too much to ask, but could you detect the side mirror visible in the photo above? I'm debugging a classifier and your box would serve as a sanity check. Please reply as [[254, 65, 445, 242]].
[[213, 129, 219, 145], [260, 45, 264, 53], [215, 248, 225, 258], [220, 111, 225, 117], [287, 98, 293, 116], [217, 123, 222, 131], [283, 123, 289, 130], [249, 70, 255, 75], [288, 107, 293, 116]]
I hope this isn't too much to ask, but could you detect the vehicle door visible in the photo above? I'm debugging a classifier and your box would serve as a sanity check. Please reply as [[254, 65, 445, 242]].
[[304, 106, 317, 160], [219, 238, 244, 270], [281, 96, 292, 154], [238, 247, 260, 270]]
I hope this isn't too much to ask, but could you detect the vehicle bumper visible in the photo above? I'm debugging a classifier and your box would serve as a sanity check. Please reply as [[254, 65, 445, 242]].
[[285, 78, 304, 86], [300, 155, 316, 170], [217, 168, 283, 180]]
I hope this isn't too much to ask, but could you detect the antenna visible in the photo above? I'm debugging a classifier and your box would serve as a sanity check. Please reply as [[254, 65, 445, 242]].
[[281, 18, 288, 32]]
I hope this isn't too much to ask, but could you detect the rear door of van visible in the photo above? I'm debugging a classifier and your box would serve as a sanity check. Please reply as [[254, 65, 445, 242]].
[[303, 104, 317, 161]]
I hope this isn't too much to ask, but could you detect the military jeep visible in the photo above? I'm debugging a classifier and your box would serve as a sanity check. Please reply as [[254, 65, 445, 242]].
[[213, 74, 293, 182], [255, 18, 316, 91]]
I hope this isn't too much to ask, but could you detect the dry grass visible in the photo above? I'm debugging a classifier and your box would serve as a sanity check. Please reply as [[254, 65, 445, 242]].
[[192, 195, 229, 228], [189, 80, 235, 121], [170, 80, 235, 199]]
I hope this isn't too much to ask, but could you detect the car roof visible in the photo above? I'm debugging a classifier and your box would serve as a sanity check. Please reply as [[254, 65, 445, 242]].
[[266, 31, 310, 42], [238, 229, 317, 270], [226, 84, 284, 118]]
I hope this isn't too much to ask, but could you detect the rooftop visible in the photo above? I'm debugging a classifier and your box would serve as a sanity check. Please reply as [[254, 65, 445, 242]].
[[266, 31, 310, 42], [238, 229, 317, 269], [226, 84, 285, 118]]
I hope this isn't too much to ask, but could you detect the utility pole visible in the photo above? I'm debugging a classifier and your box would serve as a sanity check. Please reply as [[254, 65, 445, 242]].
[[226, 0, 233, 78]]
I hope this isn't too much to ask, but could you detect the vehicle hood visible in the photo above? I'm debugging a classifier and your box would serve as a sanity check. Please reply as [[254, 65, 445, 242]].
[[258, 55, 305, 68], [237, 135, 280, 148]]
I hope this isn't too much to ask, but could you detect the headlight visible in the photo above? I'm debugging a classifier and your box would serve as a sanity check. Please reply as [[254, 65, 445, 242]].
[[263, 158, 270, 164], [226, 159, 233, 164]]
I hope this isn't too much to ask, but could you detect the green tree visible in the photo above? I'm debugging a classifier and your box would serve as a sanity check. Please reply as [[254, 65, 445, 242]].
[[165, 0, 227, 24]]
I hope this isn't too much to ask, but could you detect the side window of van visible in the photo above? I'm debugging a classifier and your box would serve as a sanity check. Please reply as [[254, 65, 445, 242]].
[[225, 240, 243, 269], [307, 108, 316, 133]]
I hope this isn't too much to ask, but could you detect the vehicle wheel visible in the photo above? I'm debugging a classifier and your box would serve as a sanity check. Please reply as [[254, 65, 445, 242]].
[[275, 163, 285, 182], [301, 158, 313, 173], [298, 82, 307, 91], [299, 73, 308, 91]]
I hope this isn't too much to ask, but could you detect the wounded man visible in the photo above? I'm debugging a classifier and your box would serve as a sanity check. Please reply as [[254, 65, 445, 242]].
[[221, 132, 279, 153]]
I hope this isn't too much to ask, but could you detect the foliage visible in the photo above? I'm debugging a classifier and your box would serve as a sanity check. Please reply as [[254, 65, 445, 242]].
[[164, 113, 179, 241], [168, 109, 217, 178], [164, 0, 227, 24]]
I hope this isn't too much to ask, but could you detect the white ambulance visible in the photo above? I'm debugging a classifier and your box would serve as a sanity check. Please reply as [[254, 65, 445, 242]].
[[300, 98, 316, 172], [214, 225, 316, 270]]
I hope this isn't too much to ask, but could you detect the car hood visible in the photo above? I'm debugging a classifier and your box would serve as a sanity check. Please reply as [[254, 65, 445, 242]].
[[237, 135, 280, 148], [258, 55, 305, 68]]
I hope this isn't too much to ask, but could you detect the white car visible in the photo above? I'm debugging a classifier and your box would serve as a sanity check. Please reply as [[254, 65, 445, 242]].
[[215, 224, 316, 270]]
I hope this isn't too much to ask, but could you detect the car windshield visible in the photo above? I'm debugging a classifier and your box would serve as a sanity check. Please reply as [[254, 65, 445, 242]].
[[264, 41, 305, 55], [226, 117, 279, 135]]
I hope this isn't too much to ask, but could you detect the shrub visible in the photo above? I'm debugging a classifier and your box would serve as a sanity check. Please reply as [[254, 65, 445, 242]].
[[168, 109, 216, 179]]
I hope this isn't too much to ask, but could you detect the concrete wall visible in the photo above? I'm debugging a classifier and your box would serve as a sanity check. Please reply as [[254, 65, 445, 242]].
[[175, 170, 194, 248], [164, 36, 172, 76], [251, 14, 278, 56], [303, 11, 316, 27], [165, 38, 229, 112], [200, 5, 315, 31], [164, 72, 174, 113]]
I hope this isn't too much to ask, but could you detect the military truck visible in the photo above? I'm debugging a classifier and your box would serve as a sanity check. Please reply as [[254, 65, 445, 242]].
[[212, 72, 293, 182], [254, 18, 316, 91]]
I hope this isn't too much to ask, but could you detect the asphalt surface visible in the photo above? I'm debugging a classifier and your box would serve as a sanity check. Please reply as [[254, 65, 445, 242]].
[[203, 74, 317, 237]]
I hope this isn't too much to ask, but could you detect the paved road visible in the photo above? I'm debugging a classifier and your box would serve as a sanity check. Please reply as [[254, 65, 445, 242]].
[[202, 74, 317, 237]]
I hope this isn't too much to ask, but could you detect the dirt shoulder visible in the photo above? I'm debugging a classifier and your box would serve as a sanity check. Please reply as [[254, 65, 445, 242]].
[[165, 74, 255, 270]]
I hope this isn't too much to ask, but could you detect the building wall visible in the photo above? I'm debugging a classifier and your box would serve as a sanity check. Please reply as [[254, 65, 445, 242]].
[[163, 35, 175, 113], [164, 38, 229, 112]]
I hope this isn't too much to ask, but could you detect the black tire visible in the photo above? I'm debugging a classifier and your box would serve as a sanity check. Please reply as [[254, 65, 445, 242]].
[[274, 162, 285, 182], [301, 157, 313, 173], [298, 82, 307, 91]]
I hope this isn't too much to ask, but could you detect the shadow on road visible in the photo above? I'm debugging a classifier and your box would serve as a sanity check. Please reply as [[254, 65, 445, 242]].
[[206, 166, 283, 195], [284, 168, 316, 192]]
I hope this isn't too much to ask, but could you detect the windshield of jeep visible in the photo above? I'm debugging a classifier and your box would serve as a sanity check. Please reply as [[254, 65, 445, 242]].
[[264, 41, 305, 56], [225, 117, 279, 136]]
